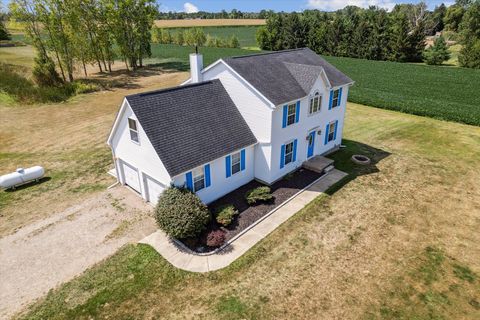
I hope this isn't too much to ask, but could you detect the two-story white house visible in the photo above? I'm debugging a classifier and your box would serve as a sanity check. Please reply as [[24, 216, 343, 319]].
[[107, 48, 354, 205]]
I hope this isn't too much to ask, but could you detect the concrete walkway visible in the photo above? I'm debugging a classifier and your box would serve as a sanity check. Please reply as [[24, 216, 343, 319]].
[[140, 169, 348, 272]]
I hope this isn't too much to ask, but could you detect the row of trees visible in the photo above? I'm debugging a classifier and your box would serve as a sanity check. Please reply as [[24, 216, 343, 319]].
[[9, 0, 157, 85], [157, 9, 274, 20], [257, 3, 440, 63], [256, 1, 480, 68], [152, 27, 240, 48]]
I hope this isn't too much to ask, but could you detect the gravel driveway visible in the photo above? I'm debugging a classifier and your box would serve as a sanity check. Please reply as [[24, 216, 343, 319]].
[[0, 186, 156, 319]]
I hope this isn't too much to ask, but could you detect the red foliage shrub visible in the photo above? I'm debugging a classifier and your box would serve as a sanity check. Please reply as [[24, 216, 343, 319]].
[[206, 229, 226, 247]]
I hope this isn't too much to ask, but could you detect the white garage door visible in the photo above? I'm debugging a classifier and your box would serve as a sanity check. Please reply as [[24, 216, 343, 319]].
[[145, 175, 165, 205], [121, 161, 141, 193]]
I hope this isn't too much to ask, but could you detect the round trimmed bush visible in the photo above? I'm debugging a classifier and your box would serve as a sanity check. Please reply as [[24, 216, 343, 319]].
[[245, 186, 273, 205], [206, 229, 226, 247], [215, 204, 239, 227], [155, 186, 211, 239]]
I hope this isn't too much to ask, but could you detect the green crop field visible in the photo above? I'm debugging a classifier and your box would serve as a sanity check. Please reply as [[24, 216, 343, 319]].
[[166, 26, 260, 48], [325, 56, 480, 126], [146, 44, 261, 71]]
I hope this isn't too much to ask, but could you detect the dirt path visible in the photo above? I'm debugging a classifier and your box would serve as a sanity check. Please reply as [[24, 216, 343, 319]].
[[0, 186, 156, 319]]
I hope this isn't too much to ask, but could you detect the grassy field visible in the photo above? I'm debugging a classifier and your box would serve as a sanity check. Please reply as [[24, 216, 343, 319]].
[[165, 26, 260, 48], [11, 97, 480, 319], [325, 56, 480, 126], [154, 19, 265, 28], [146, 43, 260, 70]]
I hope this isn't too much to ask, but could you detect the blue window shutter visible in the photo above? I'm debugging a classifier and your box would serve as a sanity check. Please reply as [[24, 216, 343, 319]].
[[225, 155, 231, 178], [240, 149, 246, 171], [324, 123, 330, 145], [333, 120, 339, 140], [282, 105, 287, 128], [295, 101, 300, 123], [328, 90, 333, 110], [280, 144, 285, 169], [185, 171, 193, 191], [293, 139, 298, 162], [337, 88, 343, 107], [204, 164, 211, 187]]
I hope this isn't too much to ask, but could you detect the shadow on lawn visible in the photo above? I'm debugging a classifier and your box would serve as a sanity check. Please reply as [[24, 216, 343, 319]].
[[325, 139, 390, 196]]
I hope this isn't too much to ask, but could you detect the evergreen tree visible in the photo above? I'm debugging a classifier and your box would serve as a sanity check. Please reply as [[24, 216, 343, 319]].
[[423, 36, 450, 65], [32, 50, 63, 86], [458, 1, 480, 68]]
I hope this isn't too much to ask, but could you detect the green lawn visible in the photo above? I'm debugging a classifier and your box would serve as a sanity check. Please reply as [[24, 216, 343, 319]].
[[166, 26, 260, 48], [324, 56, 480, 126], [16, 103, 480, 320]]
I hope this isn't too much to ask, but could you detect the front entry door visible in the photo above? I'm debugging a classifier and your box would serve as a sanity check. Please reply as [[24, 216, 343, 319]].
[[307, 130, 315, 158]]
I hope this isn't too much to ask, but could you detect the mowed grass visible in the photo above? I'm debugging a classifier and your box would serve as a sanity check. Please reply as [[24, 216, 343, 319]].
[[154, 19, 265, 28], [166, 26, 260, 48], [16, 103, 480, 319], [0, 71, 189, 236], [325, 56, 480, 126]]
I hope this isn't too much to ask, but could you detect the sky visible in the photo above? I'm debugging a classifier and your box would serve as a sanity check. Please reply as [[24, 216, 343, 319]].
[[1, 0, 452, 12], [159, 0, 452, 13]]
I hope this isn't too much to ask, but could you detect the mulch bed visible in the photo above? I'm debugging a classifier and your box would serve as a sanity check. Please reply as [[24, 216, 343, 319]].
[[180, 168, 323, 253]]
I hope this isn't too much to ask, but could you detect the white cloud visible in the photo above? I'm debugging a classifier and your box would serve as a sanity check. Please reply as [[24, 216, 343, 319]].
[[183, 2, 199, 13], [306, 0, 396, 11]]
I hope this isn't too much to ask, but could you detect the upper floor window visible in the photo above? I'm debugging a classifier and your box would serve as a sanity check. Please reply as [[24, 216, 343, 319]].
[[286, 103, 296, 126], [328, 121, 336, 142], [309, 92, 321, 114], [128, 118, 139, 143], [192, 167, 205, 192], [332, 89, 341, 108]]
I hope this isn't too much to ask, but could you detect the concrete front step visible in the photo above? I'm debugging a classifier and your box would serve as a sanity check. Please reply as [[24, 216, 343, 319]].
[[302, 155, 334, 173]]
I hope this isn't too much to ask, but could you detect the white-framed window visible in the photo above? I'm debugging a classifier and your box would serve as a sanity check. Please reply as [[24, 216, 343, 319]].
[[286, 103, 296, 126], [328, 121, 336, 142], [128, 118, 139, 143], [231, 151, 241, 175], [309, 92, 322, 114], [192, 166, 205, 192], [332, 89, 340, 108], [284, 141, 294, 165]]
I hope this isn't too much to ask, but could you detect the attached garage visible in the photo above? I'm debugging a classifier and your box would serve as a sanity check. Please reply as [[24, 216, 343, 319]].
[[144, 174, 165, 205], [121, 161, 141, 193]]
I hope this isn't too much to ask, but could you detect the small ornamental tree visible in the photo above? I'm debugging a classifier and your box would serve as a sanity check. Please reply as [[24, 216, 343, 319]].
[[155, 186, 211, 239], [423, 36, 450, 65]]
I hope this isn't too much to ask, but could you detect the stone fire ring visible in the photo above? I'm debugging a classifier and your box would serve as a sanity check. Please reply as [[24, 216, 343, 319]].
[[351, 154, 371, 165]]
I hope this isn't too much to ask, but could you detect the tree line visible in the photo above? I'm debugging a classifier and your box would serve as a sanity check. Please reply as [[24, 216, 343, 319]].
[[156, 9, 274, 20], [256, 1, 480, 68], [9, 0, 157, 86], [152, 27, 240, 48]]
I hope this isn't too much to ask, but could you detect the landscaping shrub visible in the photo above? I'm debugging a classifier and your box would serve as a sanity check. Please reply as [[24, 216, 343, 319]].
[[206, 229, 226, 247], [215, 204, 238, 227], [245, 186, 273, 205], [155, 186, 211, 239]]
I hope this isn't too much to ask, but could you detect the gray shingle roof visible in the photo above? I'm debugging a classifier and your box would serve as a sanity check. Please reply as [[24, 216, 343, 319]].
[[223, 48, 353, 105], [126, 80, 257, 177]]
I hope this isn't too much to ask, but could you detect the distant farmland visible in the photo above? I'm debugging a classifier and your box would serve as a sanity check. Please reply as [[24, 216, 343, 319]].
[[154, 19, 265, 28], [325, 56, 480, 126], [166, 26, 260, 48]]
